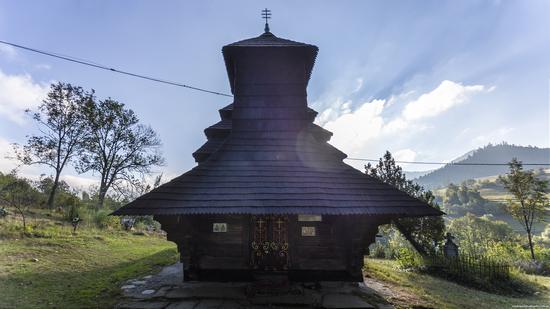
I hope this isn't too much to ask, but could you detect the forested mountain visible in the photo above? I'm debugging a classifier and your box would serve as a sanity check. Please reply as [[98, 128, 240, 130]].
[[416, 143, 550, 189], [403, 170, 435, 180]]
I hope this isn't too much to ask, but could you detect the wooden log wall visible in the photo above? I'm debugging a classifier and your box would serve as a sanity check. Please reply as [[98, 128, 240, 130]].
[[156, 214, 388, 282]]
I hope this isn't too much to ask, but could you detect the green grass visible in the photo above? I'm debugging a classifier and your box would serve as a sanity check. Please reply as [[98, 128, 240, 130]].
[[364, 258, 550, 309], [0, 212, 178, 309]]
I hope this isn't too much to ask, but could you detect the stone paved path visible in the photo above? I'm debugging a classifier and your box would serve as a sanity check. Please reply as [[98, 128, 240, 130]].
[[115, 263, 394, 309]]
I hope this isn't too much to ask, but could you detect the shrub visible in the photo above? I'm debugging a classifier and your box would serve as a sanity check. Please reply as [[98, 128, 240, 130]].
[[93, 209, 119, 229], [395, 247, 422, 270], [484, 240, 550, 275], [135, 215, 161, 231], [513, 260, 550, 276], [78, 207, 95, 227], [64, 203, 81, 222], [369, 243, 386, 259]]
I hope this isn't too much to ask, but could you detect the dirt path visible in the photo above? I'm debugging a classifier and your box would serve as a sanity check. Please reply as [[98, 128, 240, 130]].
[[361, 274, 434, 309]]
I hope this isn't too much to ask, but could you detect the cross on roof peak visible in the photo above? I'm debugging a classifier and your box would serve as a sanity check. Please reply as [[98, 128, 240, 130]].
[[261, 8, 271, 33]]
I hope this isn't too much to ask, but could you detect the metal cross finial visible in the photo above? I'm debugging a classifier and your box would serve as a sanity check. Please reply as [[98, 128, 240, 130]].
[[261, 8, 271, 33]]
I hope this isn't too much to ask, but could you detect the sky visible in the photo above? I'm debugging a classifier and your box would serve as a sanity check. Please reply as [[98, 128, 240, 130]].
[[0, 0, 548, 190]]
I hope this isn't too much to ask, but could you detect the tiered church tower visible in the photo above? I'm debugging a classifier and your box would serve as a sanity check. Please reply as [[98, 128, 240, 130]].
[[114, 15, 441, 282]]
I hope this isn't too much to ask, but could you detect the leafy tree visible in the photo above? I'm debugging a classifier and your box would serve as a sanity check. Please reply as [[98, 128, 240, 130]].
[[13, 83, 93, 209], [0, 173, 41, 230], [447, 213, 515, 256], [499, 158, 549, 260], [445, 183, 460, 205], [443, 181, 493, 216], [37, 177, 71, 204], [77, 99, 164, 209], [366, 151, 445, 256]]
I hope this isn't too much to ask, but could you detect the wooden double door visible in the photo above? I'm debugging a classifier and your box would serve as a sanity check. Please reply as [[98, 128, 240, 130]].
[[250, 215, 289, 271]]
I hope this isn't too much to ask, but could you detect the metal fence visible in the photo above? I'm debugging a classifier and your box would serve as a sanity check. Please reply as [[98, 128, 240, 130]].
[[426, 253, 510, 281]]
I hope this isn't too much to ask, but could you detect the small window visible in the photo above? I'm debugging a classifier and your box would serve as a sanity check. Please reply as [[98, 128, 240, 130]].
[[301, 226, 316, 236], [298, 215, 322, 222], [212, 223, 227, 233]]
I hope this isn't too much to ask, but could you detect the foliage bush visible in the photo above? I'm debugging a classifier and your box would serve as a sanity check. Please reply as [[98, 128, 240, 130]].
[[447, 213, 516, 257], [369, 243, 387, 259], [366, 151, 446, 255], [369, 224, 415, 260], [442, 181, 509, 217], [93, 209, 119, 229], [63, 199, 83, 222], [136, 215, 161, 230], [513, 260, 550, 276], [395, 247, 423, 270]]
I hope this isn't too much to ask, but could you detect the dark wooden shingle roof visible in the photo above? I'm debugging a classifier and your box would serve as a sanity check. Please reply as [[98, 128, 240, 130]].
[[113, 31, 442, 218]]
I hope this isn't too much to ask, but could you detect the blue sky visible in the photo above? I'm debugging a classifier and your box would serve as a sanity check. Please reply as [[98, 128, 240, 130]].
[[0, 1, 548, 189]]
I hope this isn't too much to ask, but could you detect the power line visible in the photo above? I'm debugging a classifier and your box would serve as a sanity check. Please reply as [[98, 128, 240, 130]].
[[345, 157, 550, 166], [0, 39, 234, 97], [2, 40, 550, 165]]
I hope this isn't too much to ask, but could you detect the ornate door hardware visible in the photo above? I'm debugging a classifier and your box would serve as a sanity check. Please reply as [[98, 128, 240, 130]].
[[251, 215, 289, 270]]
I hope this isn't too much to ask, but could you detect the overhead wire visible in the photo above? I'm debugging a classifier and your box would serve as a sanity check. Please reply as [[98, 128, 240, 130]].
[[2, 40, 549, 167], [345, 157, 550, 166], [0, 39, 234, 97]]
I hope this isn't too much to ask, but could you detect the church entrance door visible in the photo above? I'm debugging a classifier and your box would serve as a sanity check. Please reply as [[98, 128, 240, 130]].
[[250, 215, 289, 271]]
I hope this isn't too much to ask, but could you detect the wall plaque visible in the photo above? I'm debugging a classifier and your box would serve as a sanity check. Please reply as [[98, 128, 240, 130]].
[[301, 226, 316, 236], [298, 215, 322, 222], [213, 223, 227, 233]]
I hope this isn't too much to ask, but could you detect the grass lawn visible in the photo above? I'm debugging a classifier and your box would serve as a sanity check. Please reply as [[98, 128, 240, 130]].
[[364, 258, 550, 309], [0, 213, 178, 309]]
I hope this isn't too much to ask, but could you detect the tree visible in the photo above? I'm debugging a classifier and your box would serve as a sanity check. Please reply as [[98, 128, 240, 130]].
[[13, 83, 93, 209], [0, 173, 41, 231], [366, 151, 445, 256], [113, 173, 163, 202], [447, 213, 514, 256], [77, 98, 164, 209], [443, 182, 490, 216], [499, 158, 549, 260]]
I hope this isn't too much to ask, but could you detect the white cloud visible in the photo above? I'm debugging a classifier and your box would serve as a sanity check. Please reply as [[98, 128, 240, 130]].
[[0, 69, 49, 124], [317, 80, 489, 161], [323, 99, 386, 154], [315, 97, 353, 125], [60, 174, 97, 191], [394, 148, 417, 162], [402, 80, 485, 121], [393, 148, 418, 170]]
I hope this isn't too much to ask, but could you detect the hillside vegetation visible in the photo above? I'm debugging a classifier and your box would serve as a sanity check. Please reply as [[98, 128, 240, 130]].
[[433, 169, 549, 234], [364, 258, 550, 309], [417, 143, 550, 189]]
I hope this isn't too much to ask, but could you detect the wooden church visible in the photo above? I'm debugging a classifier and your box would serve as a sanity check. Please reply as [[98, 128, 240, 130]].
[[113, 15, 442, 282]]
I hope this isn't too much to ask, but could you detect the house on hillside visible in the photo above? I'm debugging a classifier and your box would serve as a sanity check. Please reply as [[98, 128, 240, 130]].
[[113, 18, 442, 282]]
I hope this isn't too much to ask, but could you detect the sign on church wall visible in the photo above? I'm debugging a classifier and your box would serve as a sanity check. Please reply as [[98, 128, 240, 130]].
[[301, 226, 316, 236], [298, 215, 322, 222], [212, 223, 227, 233]]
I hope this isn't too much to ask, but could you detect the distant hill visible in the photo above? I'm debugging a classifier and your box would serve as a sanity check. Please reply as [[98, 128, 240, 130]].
[[403, 169, 435, 179], [416, 143, 550, 189]]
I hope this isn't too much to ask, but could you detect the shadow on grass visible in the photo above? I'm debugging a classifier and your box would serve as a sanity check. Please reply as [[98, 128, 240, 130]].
[[1, 248, 178, 309], [364, 258, 550, 309]]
